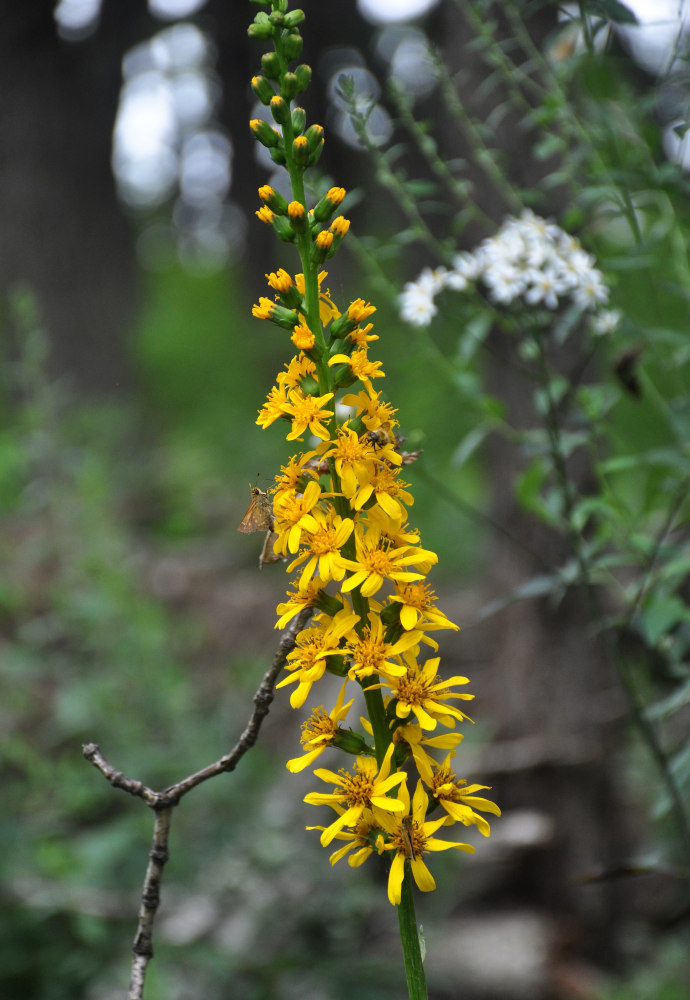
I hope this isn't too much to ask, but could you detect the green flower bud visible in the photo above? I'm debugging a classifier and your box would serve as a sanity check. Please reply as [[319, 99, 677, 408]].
[[292, 134, 310, 168], [282, 31, 303, 61], [291, 107, 306, 135], [305, 123, 324, 152], [333, 729, 369, 755], [271, 216, 295, 242], [269, 146, 287, 166], [251, 74, 275, 104], [294, 63, 312, 92], [270, 304, 301, 329], [312, 186, 346, 223], [329, 314, 356, 339], [250, 118, 281, 149], [314, 590, 344, 616], [380, 601, 401, 627], [281, 72, 299, 101], [270, 94, 290, 126], [258, 184, 289, 215], [248, 19, 274, 41], [284, 9, 305, 28], [261, 51, 281, 80], [332, 365, 357, 390], [268, 10, 285, 28], [325, 654, 348, 677]]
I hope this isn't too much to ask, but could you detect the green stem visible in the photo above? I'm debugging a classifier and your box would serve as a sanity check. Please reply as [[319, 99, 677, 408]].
[[397, 870, 428, 1000]]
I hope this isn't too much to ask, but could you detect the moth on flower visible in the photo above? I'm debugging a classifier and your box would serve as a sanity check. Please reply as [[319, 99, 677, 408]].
[[237, 485, 283, 569]]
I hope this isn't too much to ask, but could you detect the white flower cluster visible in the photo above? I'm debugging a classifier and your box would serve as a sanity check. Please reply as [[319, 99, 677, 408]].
[[399, 209, 620, 333]]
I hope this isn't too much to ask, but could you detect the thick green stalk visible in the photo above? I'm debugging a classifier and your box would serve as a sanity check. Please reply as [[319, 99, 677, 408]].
[[398, 870, 428, 1000]]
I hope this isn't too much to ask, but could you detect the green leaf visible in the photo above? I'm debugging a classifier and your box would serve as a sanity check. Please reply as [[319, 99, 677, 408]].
[[451, 425, 491, 469], [639, 594, 689, 647]]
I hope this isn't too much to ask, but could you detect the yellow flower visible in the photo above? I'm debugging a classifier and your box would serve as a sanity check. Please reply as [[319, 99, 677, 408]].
[[304, 743, 406, 846], [272, 454, 317, 502], [352, 462, 410, 521], [295, 271, 341, 326], [277, 607, 359, 708], [285, 507, 355, 589], [276, 354, 317, 388], [376, 780, 474, 906], [256, 382, 290, 429], [272, 480, 323, 554], [283, 387, 334, 441], [426, 754, 501, 836], [328, 347, 385, 389], [386, 655, 474, 731], [307, 808, 380, 868], [266, 267, 294, 293], [341, 524, 434, 598], [292, 321, 315, 351], [322, 427, 375, 500], [392, 721, 464, 785], [341, 388, 398, 432], [286, 682, 354, 772], [343, 616, 422, 681], [274, 576, 324, 629], [389, 581, 460, 632]]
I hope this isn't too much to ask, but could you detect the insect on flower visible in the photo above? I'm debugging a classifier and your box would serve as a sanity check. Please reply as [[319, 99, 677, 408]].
[[400, 815, 418, 861], [238, 485, 283, 569], [238, 485, 274, 533], [365, 427, 394, 449]]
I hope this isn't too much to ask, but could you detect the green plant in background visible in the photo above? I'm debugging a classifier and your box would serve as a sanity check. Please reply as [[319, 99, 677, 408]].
[[333, 0, 690, 983], [246, 2, 499, 996]]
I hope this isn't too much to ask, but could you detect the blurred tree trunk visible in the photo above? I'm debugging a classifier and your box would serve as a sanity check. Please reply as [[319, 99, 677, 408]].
[[0, 0, 150, 392]]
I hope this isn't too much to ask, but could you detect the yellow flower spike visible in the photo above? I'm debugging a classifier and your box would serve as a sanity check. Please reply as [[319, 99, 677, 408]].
[[305, 743, 405, 847]]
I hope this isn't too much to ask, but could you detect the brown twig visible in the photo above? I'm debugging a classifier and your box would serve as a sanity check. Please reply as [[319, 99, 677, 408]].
[[83, 606, 313, 1000]]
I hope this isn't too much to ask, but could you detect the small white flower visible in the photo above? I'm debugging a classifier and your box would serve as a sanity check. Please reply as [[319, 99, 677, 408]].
[[451, 251, 481, 281], [399, 280, 438, 326], [591, 309, 621, 335], [573, 269, 610, 309], [524, 268, 568, 309], [417, 266, 448, 294], [445, 270, 468, 291], [484, 262, 527, 303]]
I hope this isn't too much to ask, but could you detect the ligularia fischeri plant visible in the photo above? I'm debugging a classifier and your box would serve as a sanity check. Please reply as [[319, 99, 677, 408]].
[[246, 3, 499, 995]]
